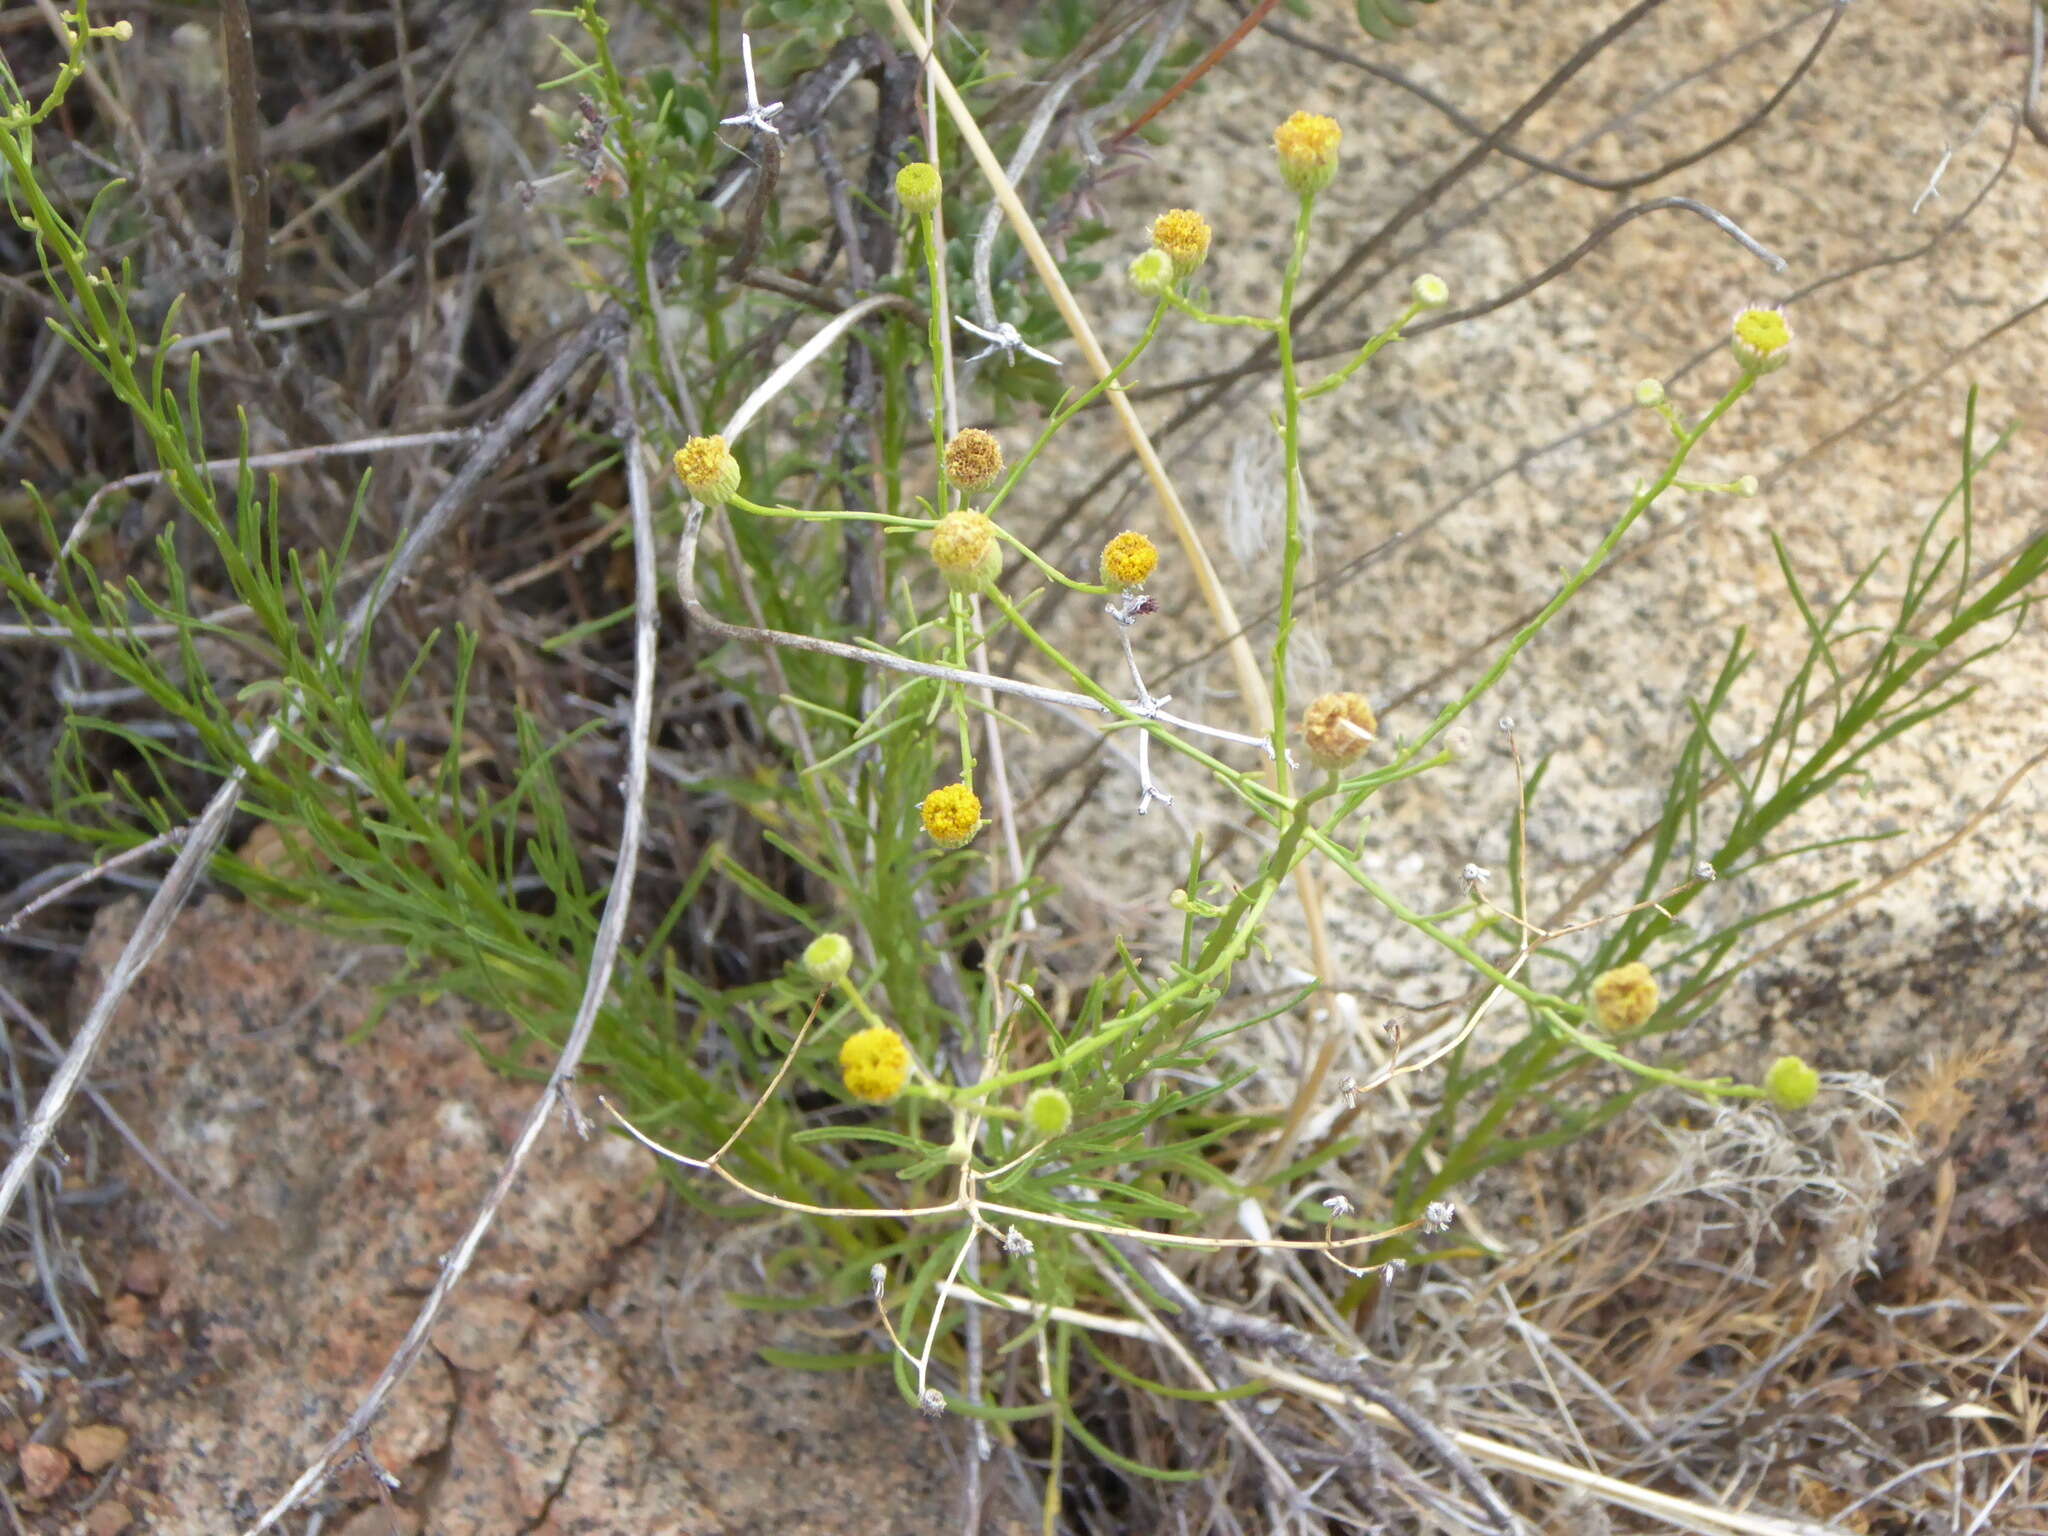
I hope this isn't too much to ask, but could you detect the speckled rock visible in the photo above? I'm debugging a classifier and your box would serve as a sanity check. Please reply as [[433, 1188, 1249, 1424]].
[[74, 896, 960, 1534], [1022, 0, 2048, 1233]]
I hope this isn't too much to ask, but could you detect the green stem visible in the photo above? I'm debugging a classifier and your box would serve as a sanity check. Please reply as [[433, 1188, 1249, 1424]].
[[983, 590, 1287, 812], [1301, 300, 1423, 401], [1395, 373, 1758, 768], [982, 304, 1167, 526], [1269, 190, 1317, 779], [917, 209, 948, 501], [949, 592, 976, 780], [1159, 290, 1277, 331]]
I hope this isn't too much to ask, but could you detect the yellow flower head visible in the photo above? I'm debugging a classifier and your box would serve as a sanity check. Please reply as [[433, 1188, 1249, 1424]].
[[1302, 692, 1377, 771], [673, 435, 741, 506], [944, 427, 1005, 493], [1099, 530, 1159, 589], [920, 782, 982, 849], [1731, 306, 1792, 375], [1274, 112, 1342, 195], [1150, 209, 1211, 280], [931, 511, 995, 571], [896, 161, 942, 216], [1590, 962, 1658, 1033], [930, 511, 1002, 593], [840, 1025, 911, 1104], [1763, 1054, 1820, 1111]]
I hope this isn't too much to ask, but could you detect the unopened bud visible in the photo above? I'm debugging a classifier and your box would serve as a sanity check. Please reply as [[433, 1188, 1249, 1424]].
[[802, 933, 853, 987]]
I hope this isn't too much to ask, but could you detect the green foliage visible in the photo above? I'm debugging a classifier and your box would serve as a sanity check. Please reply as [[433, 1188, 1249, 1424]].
[[1355, 0, 1443, 43], [3, 4, 2042, 1507]]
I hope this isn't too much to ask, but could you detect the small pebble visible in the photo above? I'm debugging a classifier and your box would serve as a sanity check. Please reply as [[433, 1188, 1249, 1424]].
[[121, 1250, 167, 1296], [66, 1423, 130, 1474], [19, 1440, 70, 1499]]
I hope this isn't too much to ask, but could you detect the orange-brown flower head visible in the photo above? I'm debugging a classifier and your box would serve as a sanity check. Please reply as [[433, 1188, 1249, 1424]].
[[920, 782, 982, 849], [1302, 692, 1377, 771], [943, 427, 1004, 493], [673, 435, 740, 506], [1274, 112, 1342, 195], [1150, 209, 1211, 280], [1099, 530, 1159, 589]]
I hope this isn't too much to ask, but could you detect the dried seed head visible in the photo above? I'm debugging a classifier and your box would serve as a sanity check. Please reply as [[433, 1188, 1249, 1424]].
[[1461, 863, 1490, 891], [895, 161, 941, 216], [1025, 1087, 1073, 1139], [1302, 692, 1377, 772], [1274, 111, 1342, 195], [1763, 1054, 1821, 1111], [839, 1025, 911, 1104], [1150, 208, 1212, 279], [1422, 1200, 1456, 1235], [920, 782, 982, 850], [943, 427, 1004, 492], [673, 435, 741, 506], [1127, 247, 1175, 298], [1590, 962, 1659, 1034], [870, 1262, 888, 1297], [1002, 1225, 1034, 1258], [1694, 860, 1717, 882], [802, 933, 853, 987], [1731, 306, 1792, 375], [1325, 1193, 1355, 1219], [1099, 530, 1159, 589], [919, 1387, 948, 1418]]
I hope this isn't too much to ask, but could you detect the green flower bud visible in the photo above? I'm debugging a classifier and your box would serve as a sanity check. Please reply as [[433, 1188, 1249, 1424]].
[[1763, 1054, 1820, 1111], [1410, 273, 1449, 309], [896, 162, 942, 216], [1024, 1087, 1072, 1139], [1128, 248, 1175, 298], [802, 933, 853, 987]]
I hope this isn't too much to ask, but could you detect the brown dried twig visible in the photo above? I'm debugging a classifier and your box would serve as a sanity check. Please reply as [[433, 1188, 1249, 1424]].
[[218, 0, 270, 312]]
